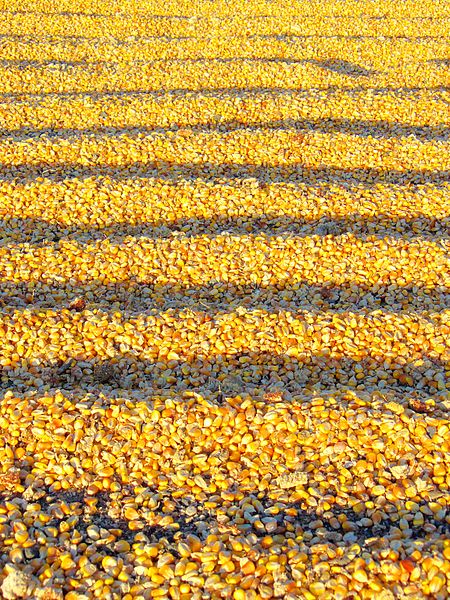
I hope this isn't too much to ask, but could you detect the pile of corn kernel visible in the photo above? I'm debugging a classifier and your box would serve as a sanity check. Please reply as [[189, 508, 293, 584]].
[[0, 0, 449, 598]]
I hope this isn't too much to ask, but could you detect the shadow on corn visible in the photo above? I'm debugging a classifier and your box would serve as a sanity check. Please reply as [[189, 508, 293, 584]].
[[0, 33, 200, 43], [2, 117, 449, 141], [0, 58, 377, 73], [428, 58, 450, 67], [0, 10, 441, 20], [0, 9, 197, 18], [1, 85, 449, 102], [302, 59, 377, 77], [0, 214, 448, 247], [1, 162, 450, 187], [256, 33, 450, 41], [0, 353, 448, 402], [1, 33, 448, 44], [0, 385, 449, 596], [1, 280, 449, 316], [0, 470, 448, 595], [0, 10, 399, 18]]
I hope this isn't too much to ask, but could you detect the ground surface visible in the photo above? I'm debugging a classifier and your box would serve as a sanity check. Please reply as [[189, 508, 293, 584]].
[[0, 0, 449, 598]]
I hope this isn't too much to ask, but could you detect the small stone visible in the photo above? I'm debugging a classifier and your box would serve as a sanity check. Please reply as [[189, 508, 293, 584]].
[[1, 568, 37, 599], [390, 465, 410, 479], [275, 471, 308, 489]]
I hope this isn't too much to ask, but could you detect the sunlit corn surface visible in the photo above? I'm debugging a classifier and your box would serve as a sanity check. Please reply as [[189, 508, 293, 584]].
[[0, 0, 449, 598]]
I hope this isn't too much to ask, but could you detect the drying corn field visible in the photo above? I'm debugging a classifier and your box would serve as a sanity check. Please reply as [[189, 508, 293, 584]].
[[0, 0, 450, 598]]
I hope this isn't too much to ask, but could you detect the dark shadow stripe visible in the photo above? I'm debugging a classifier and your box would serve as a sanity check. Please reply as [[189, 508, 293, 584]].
[[1, 85, 449, 102], [1, 352, 448, 400], [1, 280, 449, 316], [1, 33, 449, 43], [0, 58, 378, 75], [0, 33, 198, 42], [1, 454, 447, 561], [2, 118, 449, 141], [1, 162, 449, 187], [304, 59, 377, 76], [1, 10, 449, 19], [0, 214, 448, 247], [0, 58, 315, 68], [14, 487, 450, 548], [0, 10, 196, 18], [429, 58, 450, 67], [255, 33, 450, 41]]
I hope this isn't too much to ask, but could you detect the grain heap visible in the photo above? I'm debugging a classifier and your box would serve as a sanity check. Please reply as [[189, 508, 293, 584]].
[[0, 0, 449, 598]]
